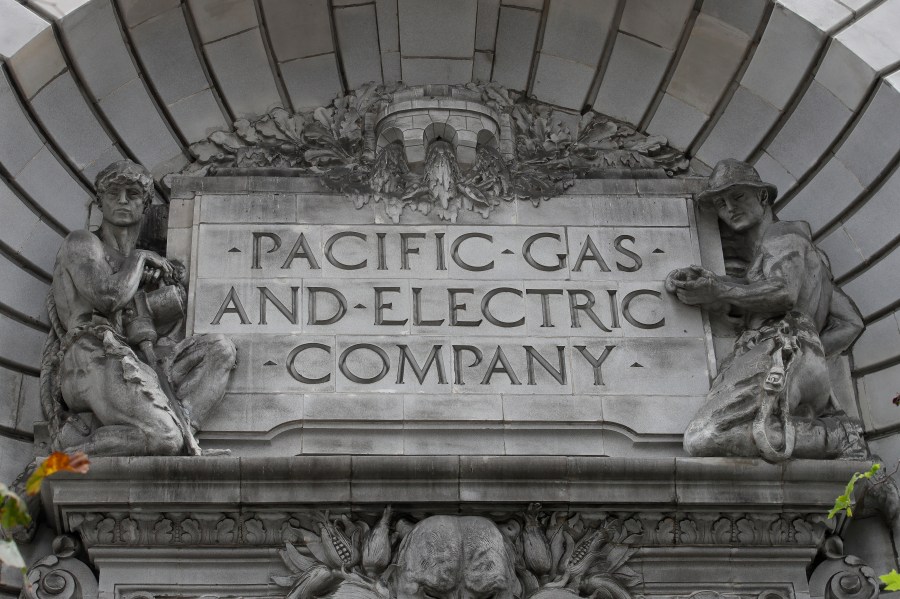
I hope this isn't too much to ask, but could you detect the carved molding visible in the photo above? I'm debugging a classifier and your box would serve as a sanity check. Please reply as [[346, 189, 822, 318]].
[[181, 83, 690, 222], [65, 509, 831, 550], [23, 535, 99, 599]]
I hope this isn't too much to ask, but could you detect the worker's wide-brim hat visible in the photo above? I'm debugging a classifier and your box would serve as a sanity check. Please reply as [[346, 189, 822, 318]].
[[696, 159, 778, 205]]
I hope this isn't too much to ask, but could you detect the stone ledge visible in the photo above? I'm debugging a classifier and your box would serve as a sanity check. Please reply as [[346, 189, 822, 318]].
[[41, 455, 871, 529]]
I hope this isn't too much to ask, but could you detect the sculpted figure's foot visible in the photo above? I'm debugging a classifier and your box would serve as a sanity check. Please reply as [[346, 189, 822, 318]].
[[200, 448, 231, 456]]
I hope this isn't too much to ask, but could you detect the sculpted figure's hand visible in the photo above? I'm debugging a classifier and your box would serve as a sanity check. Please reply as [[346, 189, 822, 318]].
[[665, 265, 723, 306], [137, 250, 177, 286]]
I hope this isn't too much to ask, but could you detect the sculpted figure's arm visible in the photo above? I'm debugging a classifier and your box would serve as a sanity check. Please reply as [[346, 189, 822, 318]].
[[666, 239, 804, 315], [62, 230, 172, 315], [820, 287, 864, 356]]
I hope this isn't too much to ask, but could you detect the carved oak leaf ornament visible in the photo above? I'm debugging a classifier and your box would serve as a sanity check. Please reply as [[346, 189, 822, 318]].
[[181, 82, 689, 222]]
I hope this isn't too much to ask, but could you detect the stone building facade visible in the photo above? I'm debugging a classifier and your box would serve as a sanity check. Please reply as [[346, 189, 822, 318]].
[[0, 0, 899, 597]]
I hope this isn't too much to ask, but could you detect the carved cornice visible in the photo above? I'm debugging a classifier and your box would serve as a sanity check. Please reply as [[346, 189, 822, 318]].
[[180, 83, 690, 222]]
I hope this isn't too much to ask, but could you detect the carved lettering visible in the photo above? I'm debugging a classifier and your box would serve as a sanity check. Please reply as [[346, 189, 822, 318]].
[[325, 231, 367, 270], [258, 286, 299, 325], [252, 232, 281, 269], [575, 345, 616, 385], [339, 343, 390, 384], [211, 287, 251, 325], [451, 233, 494, 271], [286, 343, 331, 384], [522, 232, 567, 272], [281, 232, 321, 270], [396, 345, 447, 384], [307, 287, 348, 325]]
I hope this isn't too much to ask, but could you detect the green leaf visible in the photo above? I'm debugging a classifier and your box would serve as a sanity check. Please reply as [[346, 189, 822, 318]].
[[0, 539, 25, 568], [881, 569, 900, 591], [0, 492, 31, 529], [828, 463, 882, 519]]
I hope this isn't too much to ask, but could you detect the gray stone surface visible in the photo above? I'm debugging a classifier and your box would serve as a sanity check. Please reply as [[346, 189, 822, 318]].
[[376, 0, 400, 53], [398, 0, 477, 58], [262, 0, 333, 62], [0, 255, 50, 323], [14, 145, 92, 231], [775, 157, 864, 234], [667, 13, 750, 116], [129, 6, 210, 105], [116, 0, 179, 27], [474, 0, 499, 51], [203, 28, 283, 118], [0, 69, 45, 177], [531, 53, 596, 110], [281, 54, 344, 110], [166, 88, 229, 144], [6, 25, 66, 101], [740, 5, 824, 111], [186, 0, 259, 43], [60, 0, 138, 101], [843, 243, 900, 318], [491, 6, 539, 91], [815, 38, 876, 111], [334, 4, 383, 89], [618, 0, 693, 50], [401, 58, 473, 86], [765, 80, 852, 179], [753, 151, 797, 197], [593, 33, 672, 127], [841, 163, 900, 257], [852, 311, 900, 370], [30, 72, 117, 172], [0, 313, 45, 369], [857, 361, 900, 431], [539, 0, 614, 67], [701, 0, 768, 36], [646, 92, 708, 150], [816, 225, 864, 279], [836, 79, 900, 188], [0, 178, 64, 272], [695, 85, 781, 166]]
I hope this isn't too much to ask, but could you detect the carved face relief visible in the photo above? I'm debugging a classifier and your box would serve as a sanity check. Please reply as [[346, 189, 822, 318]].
[[395, 515, 519, 599], [712, 187, 768, 232], [98, 181, 147, 227]]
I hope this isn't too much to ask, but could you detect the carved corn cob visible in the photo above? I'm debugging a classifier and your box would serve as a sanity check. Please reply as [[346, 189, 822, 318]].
[[318, 518, 360, 570], [362, 505, 392, 576], [564, 530, 608, 578], [522, 505, 552, 575]]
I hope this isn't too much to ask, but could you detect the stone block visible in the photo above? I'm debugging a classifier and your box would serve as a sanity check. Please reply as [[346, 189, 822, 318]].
[[567, 457, 676, 504], [123, 456, 242, 505], [844, 246, 900, 318], [60, 0, 138, 100], [701, 0, 767, 36], [841, 164, 900, 257], [0, 435, 33, 486], [816, 39, 876, 112], [201, 393, 300, 433], [778, 0, 852, 33], [351, 455, 459, 502], [167, 88, 229, 144], [0, 184, 64, 272], [565, 226, 694, 281], [297, 194, 375, 224], [459, 455, 569, 503], [857, 361, 900, 431], [504, 427, 605, 455], [502, 394, 602, 422], [15, 145, 92, 231], [381, 51, 402, 83], [766, 80, 852, 179], [0, 0, 49, 58], [7, 25, 66, 101], [602, 395, 705, 435], [0, 366, 23, 429], [405, 393, 502, 421], [200, 192, 297, 223], [593, 33, 672, 127], [502, 0, 542, 8], [473, 51, 493, 82], [225, 335, 335, 394], [646, 92, 708, 151], [619, 0, 693, 50], [333, 4, 383, 90], [204, 28, 283, 118], [194, 223, 322, 279], [530, 53, 595, 111], [695, 85, 780, 166], [375, 0, 399, 52], [130, 6, 210, 105], [815, 225, 864, 280], [842, 516, 897, 576], [0, 314, 45, 369], [30, 72, 117, 172], [776, 157, 864, 235], [540, 0, 614, 66], [0, 257, 50, 324], [15, 374, 41, 434], [475, 0, 499, 51], [82, 144, 126, 182], [852, 311, 900, 370], [753, 151, 797, 199], [491, 6, 540, 91], [280, 53, 344, 111], [117, 0, 179, 27], [401, 58, 474, 86], [398, 0, 476, 58], [302, 426, 404, 454], [186, 0, 258, 43], [305, 393, 403, 421], [404, 426, 505, 455], [783, 459, 874, 508], [97, 78, 186, 174], [0, 70, 44, 177], [262, 0, 333, 62], [741, 5, 824, 111], [667, 13, 750, 115], [835, 0, 900, 73], [868, 435, 900, 480], [837, 79, 900, 188], [240, 456, 351, 503], [676, 458, 784, 507]]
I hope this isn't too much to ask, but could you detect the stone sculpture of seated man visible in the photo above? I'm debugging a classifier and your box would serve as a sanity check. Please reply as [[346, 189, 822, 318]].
[[666, 159, 867, 462], [44, 160, 236, 456]]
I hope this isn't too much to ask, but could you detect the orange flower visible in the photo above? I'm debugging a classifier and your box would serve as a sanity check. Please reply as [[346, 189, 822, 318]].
[[25, 452, 90, 496]]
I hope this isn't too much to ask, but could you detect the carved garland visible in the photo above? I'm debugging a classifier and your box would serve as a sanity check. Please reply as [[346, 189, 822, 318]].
[[182, 83, 690, 222]]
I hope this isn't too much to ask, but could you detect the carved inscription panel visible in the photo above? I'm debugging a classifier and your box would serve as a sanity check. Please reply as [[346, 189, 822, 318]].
[[179, 183, 718, 455]]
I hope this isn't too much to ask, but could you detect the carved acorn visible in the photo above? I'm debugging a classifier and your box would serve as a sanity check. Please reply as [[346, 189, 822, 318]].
[[362, 505, 392, 576], [522, 503, 552, 576], [317, 513, 361, 570]]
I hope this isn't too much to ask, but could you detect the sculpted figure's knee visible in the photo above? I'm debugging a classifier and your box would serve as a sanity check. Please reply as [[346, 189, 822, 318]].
[[43, 159, 234, 456], [667, 159, 866, 462]]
